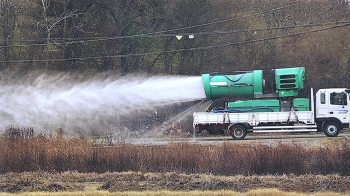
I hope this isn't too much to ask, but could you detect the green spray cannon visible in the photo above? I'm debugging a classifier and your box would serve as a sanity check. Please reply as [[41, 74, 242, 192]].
[[202, 67, 306, 112], [202, 67, 305, 100]]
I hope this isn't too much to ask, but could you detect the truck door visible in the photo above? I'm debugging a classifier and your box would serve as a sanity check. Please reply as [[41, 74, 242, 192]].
[[316, 91, 328, 118], [328, 91, 348, 124]]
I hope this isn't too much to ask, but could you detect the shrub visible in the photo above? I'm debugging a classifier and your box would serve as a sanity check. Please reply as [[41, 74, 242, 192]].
[[0, 136, 349, 175]]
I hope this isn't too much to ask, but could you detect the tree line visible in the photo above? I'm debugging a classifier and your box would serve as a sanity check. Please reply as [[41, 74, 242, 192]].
[[0, 0, 350, 90]]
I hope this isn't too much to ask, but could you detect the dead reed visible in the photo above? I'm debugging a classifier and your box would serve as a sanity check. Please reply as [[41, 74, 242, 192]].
[[0, 135, 349, 176]]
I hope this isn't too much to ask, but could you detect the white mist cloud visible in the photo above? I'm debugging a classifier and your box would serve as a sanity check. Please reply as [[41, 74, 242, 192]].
[[0, 72, 206, 135]]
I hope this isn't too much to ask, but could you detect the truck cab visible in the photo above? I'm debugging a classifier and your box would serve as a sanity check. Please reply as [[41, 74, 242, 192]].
[[315, 88, 350, 136]]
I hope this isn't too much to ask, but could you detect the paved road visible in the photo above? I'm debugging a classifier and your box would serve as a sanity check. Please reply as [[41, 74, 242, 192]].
[[125, 131, 350, 147]]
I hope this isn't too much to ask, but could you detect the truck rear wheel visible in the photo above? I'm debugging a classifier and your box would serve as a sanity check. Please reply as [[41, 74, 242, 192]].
[[229, 125, 247, 140], [323, 122, 340, 137]]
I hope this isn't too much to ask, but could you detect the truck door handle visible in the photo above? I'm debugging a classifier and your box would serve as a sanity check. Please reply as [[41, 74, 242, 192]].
[[330, 112, 333, 114]]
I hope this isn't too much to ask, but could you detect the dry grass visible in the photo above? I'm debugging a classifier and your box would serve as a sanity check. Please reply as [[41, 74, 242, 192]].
[[1, 133, 350, 194], [0, 189, 348, 196], [316, 137, 350, 148], [0, 136, 350, 175], [1, 171, 350, 193]]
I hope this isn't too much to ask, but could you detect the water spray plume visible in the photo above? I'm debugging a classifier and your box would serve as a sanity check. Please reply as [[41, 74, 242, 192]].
[[0, 72, 206, 135]]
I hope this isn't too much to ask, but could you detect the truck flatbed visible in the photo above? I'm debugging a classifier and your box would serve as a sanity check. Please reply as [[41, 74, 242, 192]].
[[193, 110, 315, 126]]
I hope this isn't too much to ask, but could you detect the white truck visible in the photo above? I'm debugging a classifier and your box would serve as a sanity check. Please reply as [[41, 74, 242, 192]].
[[193, 67, 350, 139]]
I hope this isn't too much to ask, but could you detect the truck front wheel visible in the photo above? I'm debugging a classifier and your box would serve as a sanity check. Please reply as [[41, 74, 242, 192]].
[[323, 122, 340, 137], [229, 125, 247, 140]]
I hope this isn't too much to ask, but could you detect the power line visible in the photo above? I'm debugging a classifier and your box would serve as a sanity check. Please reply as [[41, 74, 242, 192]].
[[0, 21, 348, 49], [1, 22, 349, 64]]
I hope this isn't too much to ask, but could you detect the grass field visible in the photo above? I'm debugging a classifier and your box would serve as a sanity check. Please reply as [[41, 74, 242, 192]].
[[0, 171, 350, 194], [1, 136, 350, 175], [0, 189, 348, 196], [0, 131, 350, 195]]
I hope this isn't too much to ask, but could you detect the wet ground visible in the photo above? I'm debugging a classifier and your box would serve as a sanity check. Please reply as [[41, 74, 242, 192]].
[[123, 131, 350, 147]]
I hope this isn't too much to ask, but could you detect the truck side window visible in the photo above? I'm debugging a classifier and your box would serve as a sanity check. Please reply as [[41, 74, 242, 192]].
[[330, 93, 346, 105], [321, 93, 325, 104]]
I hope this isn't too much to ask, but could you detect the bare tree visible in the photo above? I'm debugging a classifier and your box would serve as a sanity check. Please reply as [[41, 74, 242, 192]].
[[0, 0, 16, 70], [40, 0, 75, 68]]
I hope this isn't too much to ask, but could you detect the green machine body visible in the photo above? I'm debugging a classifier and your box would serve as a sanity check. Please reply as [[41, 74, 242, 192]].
[[202, 67, 305, 100], [202, 67, 307, 112]]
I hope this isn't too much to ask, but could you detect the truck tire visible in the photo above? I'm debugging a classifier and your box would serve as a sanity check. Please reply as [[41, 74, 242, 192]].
[[229, 125, 247, 140], [323, 122, 340, 137]]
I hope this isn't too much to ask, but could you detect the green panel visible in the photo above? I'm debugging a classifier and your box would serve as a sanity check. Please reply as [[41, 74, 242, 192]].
[[227, 100, 280, 112], [278, 90, 298, 97], [275, 67, 305, 97], [293, 98, 310, 111]]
